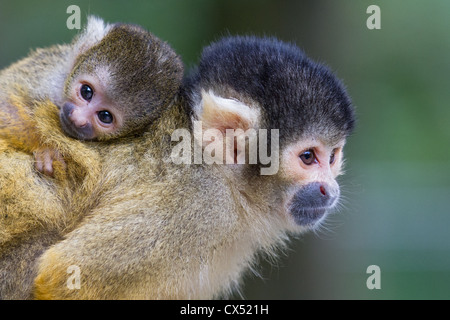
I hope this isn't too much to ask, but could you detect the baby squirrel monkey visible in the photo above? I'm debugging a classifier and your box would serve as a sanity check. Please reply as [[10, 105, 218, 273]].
[[0, 16, 183, 176]]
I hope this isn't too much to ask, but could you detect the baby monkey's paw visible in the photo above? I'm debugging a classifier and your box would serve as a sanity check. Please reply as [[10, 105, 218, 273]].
[[34, 148, 67, 177]]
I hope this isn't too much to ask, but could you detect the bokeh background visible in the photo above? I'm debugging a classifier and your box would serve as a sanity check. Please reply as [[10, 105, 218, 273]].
[[1, 0, 449, 299]]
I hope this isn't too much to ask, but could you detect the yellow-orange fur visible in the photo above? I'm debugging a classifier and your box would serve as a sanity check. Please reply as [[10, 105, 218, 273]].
[[0, 99, 102, 298], [0, 91, 41, 153], [0, 96, 101, 241]]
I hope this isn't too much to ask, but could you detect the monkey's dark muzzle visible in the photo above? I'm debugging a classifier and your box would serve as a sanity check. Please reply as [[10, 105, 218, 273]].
[[60, 102, 95, 141], [290, 207, 328, 226], [288, 182, 338, 226]]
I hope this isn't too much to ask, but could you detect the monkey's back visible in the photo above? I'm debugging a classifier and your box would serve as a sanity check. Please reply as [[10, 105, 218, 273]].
[[0, 44, 73, 108]]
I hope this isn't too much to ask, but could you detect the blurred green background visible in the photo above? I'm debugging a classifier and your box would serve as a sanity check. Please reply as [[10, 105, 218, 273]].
[[1, 0, 449, 299]]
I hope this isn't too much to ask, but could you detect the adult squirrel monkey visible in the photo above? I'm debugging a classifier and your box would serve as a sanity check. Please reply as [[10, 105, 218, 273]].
[[31, 36, 355, 299]]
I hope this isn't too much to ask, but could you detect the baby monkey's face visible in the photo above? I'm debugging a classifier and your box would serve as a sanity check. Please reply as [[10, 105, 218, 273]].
[[60, 73, 124, 141], [280, 136, 346, 229]]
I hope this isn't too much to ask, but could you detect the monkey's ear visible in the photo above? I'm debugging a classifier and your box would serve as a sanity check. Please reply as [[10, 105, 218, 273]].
[[193, 90, 261, 164], [194, 90, 261, 133], [72, 16, 112, 57]]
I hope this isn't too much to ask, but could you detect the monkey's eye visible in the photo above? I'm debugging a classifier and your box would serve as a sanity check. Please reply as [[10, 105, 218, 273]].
[[330, 149, 337, 164], [80, 84, 94, 101], [299, 149, 317, 165], [98, 110, 114, 124]]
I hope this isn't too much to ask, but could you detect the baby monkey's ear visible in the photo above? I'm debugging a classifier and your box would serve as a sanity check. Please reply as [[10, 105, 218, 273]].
[[193, 90, 261, 165], [71, 16, 112, 59]]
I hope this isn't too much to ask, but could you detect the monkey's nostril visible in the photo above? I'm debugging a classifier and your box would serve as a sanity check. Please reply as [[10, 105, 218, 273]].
[[320, 185, 326, 196]]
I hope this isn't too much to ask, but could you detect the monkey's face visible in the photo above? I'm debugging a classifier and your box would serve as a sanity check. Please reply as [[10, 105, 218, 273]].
[[279, 136, 346, 229], [60, 74, 124, 141]]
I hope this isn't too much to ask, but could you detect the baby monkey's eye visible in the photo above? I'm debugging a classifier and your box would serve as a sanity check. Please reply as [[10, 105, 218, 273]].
[[299, 149, 317, 165], [98, 110, 113, 124], [80, 84, 94, 101]]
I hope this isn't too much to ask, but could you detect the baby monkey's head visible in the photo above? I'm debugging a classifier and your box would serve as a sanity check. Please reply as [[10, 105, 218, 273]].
[[61, 17, 183, 141]]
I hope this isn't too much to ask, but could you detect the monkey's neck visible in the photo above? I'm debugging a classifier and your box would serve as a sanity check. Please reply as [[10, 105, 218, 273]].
[[156, 99, 191, 137]]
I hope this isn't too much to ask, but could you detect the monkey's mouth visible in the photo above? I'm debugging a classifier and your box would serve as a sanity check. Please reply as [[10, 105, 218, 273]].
[[289, 206, 329, 227], [287, 183, 339, 227], [59, 113, 95, 141], [59, 114, 82, 139]]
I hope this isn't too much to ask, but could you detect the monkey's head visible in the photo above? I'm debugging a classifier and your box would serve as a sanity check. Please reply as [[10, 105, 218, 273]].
[[187, 36, 355, 231], [61, 17, 183, 141]]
